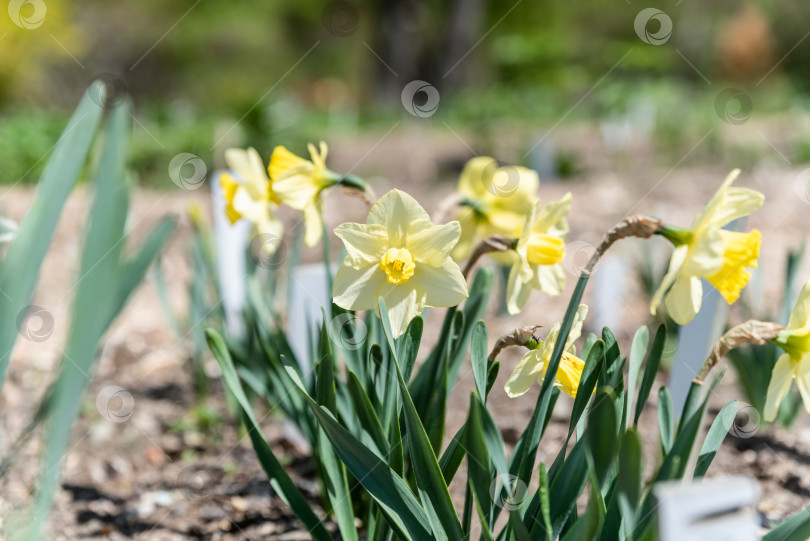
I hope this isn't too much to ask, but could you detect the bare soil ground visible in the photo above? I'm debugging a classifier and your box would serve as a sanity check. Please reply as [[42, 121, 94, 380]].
[[1, 125, 810, 539]]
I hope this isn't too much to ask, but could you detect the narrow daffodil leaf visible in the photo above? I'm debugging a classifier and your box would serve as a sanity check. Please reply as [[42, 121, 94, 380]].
[[658, 387, 675, 453], [205, 330, 333, 541], [694, 400, 737, 478], [634, 324, 666, 426]]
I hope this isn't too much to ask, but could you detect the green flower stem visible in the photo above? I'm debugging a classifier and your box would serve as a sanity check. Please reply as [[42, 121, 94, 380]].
[[655, 223, 692, 246]]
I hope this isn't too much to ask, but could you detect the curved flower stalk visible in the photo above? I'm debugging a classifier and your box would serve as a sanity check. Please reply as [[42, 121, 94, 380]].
[[766, 279, 810, 421], [332, 189, 468, 338], [270, 142, 371, 247], [504, 304, 589, 398], [505, 193, 572, 314], [220, 147, 284, 245], [651, 169, 764, 325], [452, 156, 539, 260]]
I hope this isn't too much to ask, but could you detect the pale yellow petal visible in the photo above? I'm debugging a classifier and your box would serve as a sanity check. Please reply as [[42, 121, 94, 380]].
[[273, 166, 319, 210], [532, 263, 566, 296], [515, 200, 540, 251], [564, 304, 589, 352], [412, 258, 468, 308], [450, 208, 479, 261], [505, 349, 544, 398], [786, 280, 810, 334], [303, 202, 324, 247], [367, 189, 430, 246], [796, 356, 810, 416], [374, 281, 427, 338], [333, 261, 387, 311], [534, 193, 572, 235], [334, 222, 389, 267], [458, 157, 498, 199], [665, 275, 703, 325], [406, 220, 461, 266], [764, 354, 795, 422], [692, 169, 764, 231], [683, 228, 724, 276], [254, 214, 284, 243], [232, 186, 266, 224], [651, 245, 688, 316], [505, 262, 533, 315]]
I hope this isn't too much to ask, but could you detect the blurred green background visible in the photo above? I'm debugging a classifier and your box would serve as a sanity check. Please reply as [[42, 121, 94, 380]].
[[3, 0, 810, 186]]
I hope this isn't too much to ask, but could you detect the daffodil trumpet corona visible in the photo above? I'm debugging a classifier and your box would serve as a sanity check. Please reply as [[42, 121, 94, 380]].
[[504, 304, 589, 398], [269, 142, 373, 247], [650, 169, 764, 325], [332, 189, 468, 338]]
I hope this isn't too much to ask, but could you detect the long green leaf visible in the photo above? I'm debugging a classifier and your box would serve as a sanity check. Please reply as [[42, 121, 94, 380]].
[[206, 330, 333, 541], [694, 400, 737, 478], [624, 326, 649, 430], [0, 83, 105, 389], [634, 324, 666, 426], [471, 321, 488, 399], [379, 298, 465, 540], [763, 506, 810, 541], [658, 387, 675, 453]]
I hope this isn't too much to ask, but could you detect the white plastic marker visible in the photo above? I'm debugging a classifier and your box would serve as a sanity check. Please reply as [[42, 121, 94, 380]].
[[655, 475, 759, 541], [211, 170, 250, 339], [287, 262, 331, 378]]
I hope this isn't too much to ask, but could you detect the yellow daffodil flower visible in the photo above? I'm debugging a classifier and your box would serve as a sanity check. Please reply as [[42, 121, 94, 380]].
[[453, 157, 540, 260], [220, 147, 283, 242], [651, 169, 764, 325], [505, 193, 572, 314], [332, 189, 468, 338], [505, 304, 588, 398], [269, 142, 343, 247], [765, 279, 810, 421]]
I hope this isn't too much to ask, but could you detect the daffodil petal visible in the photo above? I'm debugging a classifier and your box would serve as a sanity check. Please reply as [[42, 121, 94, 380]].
[[374, 281, 426, 338], [406, 220, 461, 266], [505, 262, 532, 315], [765, 353, 795, 422], [684, 228, 723, 276], [451, 208, 479, 261], [665, 274, 702, 325], [535, 193, 572, 235], [651, 245, 688, 316], [303, 202, 324, 247], [533, 263, 566, 296], [334, 222, 389, 266], [796, 357, 810, 416], [367, 189, 430, 246], [334, 262, 387, 311], [412, 258, 468, 308], [458, 156, 498, 199], [564, 304, 589, 352], [505, 349, 544, 398], [786, 280, 810, 334], [273, 167, 319, 210]]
